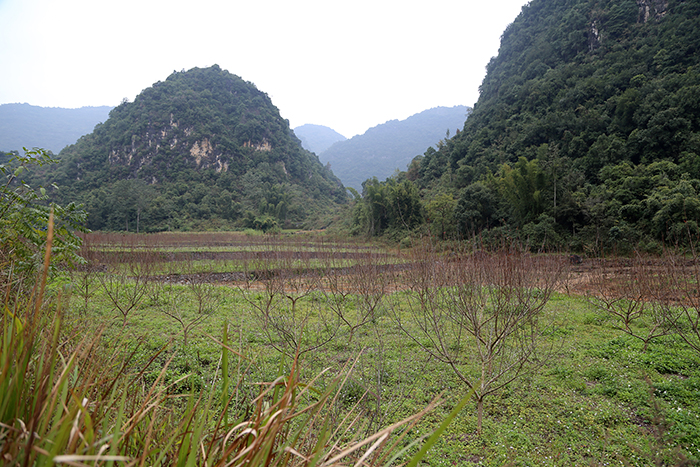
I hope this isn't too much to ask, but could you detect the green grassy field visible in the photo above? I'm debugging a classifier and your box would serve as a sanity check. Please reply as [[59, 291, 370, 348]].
[[6, 231, 700, 465]]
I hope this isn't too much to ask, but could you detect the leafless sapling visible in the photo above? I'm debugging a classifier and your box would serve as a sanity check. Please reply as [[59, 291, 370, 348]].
[[587, 254, 679, 351], [241, 238, 339, 358], [159, 257, 218, 346], [98, 234, 157, 327], [392, 243, 563, 434]]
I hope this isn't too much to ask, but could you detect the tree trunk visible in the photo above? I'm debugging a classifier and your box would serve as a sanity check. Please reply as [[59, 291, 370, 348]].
[[477, 396, 484, 435]]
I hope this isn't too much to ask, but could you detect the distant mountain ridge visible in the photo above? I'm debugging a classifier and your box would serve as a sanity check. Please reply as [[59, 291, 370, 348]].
[[317, 106, 470, 190], [0, 103, 113, 153], [293, 124, 346, 155]]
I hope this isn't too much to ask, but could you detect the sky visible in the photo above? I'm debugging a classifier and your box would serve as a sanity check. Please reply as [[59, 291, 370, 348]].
[[0, 0, 529, 138]]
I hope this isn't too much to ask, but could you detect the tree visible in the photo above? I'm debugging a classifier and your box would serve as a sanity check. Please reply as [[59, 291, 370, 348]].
[[425, 193, 456, 239], [393, 244, 563, 434], [588, 254, 680, 352], [455, 182, 498, 235], [131, 179, 157, 233], [387, 180, 423, 231], [352, 177, 424, 238], [0, 148, 87, 287], [98, 235, 156, 326], [496, 157, 547, 226], [241, 238, 340, 358]]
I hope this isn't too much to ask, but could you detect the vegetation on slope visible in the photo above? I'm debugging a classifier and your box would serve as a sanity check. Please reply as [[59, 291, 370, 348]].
[[352, 0, 700, 253], [32, 65, 346, 232]]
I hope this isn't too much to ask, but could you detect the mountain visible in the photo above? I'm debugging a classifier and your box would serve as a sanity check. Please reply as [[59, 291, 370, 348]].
[[0, 104, 112, 153], [36, 65, 346, 232], [390, 0, 700, 250], [318, 106, 470, 190], [293, 124, 346, 155]]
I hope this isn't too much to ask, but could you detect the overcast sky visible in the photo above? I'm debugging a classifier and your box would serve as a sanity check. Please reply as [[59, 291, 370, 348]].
[[0, 0, 529, 138]]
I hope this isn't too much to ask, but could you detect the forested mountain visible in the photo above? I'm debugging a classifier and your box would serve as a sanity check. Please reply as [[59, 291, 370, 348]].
[[32, 65, 346, 232], [352, 0, 700, 252], [319, 106, 470, 190], [0, 104, 112, 153], [293, 124, 346, 155]]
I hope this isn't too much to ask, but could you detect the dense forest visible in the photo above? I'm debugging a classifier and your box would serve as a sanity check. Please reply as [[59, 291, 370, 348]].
[[22, 66, 346, 232], [319, 106, 470, 190], [351, 0, 700, 253]]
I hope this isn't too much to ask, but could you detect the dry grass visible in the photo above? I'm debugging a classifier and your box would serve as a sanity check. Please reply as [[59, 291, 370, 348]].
[[2, 229, 458, 466]]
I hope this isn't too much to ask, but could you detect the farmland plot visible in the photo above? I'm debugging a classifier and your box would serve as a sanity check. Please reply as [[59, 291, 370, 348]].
[[36, 232, 700, 464]]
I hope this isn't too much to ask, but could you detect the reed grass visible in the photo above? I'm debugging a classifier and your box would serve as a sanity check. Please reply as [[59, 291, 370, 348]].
[[1, 221, 460, 465]]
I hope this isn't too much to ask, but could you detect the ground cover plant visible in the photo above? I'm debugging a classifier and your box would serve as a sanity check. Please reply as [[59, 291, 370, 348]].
[[1, 227, 459, 466], [4, 229, 700, 465]]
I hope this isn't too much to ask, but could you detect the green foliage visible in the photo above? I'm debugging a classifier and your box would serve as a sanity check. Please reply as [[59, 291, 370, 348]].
[[0, 148, 87, 283], [425, 192, 456, 239], [496, 156, 546, 225], [454, 181, 499, 235], [521, 214, 563, 251], [401, 0, 700, 250], [351, 176, 424, 238], [32, 66, 346, 232]]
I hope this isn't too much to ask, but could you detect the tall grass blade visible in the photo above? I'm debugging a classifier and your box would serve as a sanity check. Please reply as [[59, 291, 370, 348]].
[[405, 388, 475, 467], [222, 321, 229, 427]]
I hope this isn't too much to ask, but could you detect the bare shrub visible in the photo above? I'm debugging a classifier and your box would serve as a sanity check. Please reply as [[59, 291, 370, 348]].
[[98, 234, 156, 326], [587, 254, 680, 351], [241, 237, 340, 357], [318, 243, 392, 344], [663, 246, 700, 354], [317, 242, 354, 332], [392, 242, 564, 434], [312, 241, 406, 434], [70, 232, 103, 315], [139, 247, 224, 345]]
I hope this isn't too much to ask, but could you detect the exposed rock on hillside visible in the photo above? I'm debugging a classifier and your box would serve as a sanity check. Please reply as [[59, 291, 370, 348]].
[[41, 66, 346, 231]]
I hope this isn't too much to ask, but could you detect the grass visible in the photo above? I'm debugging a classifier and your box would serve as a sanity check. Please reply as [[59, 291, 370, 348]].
[[4, 231, 700, 465], [1, 230, 457, 466]]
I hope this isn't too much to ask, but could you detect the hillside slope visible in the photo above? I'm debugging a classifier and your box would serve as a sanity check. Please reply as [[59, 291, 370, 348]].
[[0, 104, 112, 153], [40, 65, 346, 231], [405, 0, 700, 249], [320, 106, 470, 190]]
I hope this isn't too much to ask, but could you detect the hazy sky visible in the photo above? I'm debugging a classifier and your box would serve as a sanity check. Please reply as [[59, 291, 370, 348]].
[[0, 0, 529, 138]]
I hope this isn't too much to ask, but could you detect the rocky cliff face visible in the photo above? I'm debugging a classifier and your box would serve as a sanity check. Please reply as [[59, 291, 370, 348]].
[[637, 0, 668, 22], [106, 121, 237, 179]]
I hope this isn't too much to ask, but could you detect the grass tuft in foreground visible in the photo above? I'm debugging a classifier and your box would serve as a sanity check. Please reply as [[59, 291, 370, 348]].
[[1, 219, 462, 466]]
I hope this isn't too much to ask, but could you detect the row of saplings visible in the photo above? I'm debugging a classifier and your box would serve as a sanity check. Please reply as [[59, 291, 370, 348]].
[[25, 232, 700, 465]]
